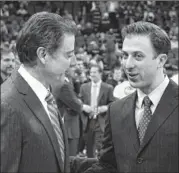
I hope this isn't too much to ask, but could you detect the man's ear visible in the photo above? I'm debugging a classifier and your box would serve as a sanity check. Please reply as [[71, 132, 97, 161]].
[[36, 47, 47, 65], [157, 54, 168, 68]]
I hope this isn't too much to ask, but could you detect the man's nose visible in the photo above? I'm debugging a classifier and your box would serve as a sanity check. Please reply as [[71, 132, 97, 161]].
[[124, 56, 135, 69], [9, 60, 15, 67]]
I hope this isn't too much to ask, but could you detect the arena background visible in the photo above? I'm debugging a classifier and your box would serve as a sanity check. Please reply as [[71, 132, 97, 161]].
[[1, 1, 178, 78]]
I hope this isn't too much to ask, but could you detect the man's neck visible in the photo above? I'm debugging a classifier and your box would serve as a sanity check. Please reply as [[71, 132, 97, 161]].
[[140, 72, 166, 95], [93, 79, 101, 84], [23, 65, 49, 89]]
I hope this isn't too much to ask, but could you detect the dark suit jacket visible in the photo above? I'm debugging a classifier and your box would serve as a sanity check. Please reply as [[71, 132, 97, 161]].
[[1, 71, 70, 173], [84, 80, 178, 173], [55, 80, 82, 139], [80, 82, 114, 132], [106, 78, 118, 88], [0, 75, 3, 85]]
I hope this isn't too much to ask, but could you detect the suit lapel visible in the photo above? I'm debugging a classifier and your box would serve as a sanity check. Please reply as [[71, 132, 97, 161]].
[[87, 82, 91, 105], [138, 80, 178, 153], [97, 82, 105, 105], [12, 72, 64, 172], [121, 92, 140, 152]]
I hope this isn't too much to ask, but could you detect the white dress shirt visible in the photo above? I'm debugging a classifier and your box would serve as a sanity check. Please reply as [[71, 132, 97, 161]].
[[90, 80, 102, 106], [135, 76, 170, 128], [18, 65, 52, 122], [171, 73, 178, 85]]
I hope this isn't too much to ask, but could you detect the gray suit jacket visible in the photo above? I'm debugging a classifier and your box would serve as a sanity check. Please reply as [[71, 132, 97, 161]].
[[80, 82, 114, 132], [84, 80, 178, 173], [55, 80, 82, 139], [1, 71, 69, 173]]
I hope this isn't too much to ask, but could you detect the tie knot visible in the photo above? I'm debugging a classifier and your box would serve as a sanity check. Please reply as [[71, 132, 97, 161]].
[[45, 91, 55, 104], [143, 96, 152, 107]]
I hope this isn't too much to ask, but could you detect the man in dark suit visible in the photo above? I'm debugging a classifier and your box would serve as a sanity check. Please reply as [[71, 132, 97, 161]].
[[54, 59, 83, 156], [80, 64, 114, 158], [1, 12, 77, 173], [0, 47, 15, 85], [84, 22, 178, 173], [106, 65, 122, 88]]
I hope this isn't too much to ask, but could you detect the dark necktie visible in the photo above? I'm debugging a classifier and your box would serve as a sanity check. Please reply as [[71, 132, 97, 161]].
[[45, 91, 65, 163], [138, 96, 153, 145]]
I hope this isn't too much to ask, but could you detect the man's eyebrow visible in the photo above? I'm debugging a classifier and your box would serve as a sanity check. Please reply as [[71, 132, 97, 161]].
[[122, 50, 143, 54], [132, 51, 144, 54]]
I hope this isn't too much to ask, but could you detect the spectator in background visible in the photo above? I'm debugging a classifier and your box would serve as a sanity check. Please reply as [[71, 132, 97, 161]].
[[54, 56, 83, 156], [106, 65, 122, 88], [99, 12, 111, 33], [104, 37, 118, 70], [1, 48, 15, 85], [74, 58, 90, 96], [1, 4, 9, 17], [113, 68, 136, 99], [17, 2, 28, 16], [80, 64, 114, 158], [63, 10, 73, 20]]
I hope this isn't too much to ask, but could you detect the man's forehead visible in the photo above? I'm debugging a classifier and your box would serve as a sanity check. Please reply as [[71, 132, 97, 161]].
[[1, 52, 15, 59], [91, 67, 99, 72], [122, 35, 152, 52]]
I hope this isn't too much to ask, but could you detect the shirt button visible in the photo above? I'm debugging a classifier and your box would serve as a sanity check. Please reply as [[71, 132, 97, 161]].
[[137, 157, 144, 164]]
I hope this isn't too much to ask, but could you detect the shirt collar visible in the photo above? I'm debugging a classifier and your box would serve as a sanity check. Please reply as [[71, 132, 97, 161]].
[[137, 76, 169, 108], [18, 65, 49, 103], [91, 80, 102, 87]]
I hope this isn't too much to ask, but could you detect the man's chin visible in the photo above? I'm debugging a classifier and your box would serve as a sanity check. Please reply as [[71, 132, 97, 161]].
[[128, 80, 139, 89]]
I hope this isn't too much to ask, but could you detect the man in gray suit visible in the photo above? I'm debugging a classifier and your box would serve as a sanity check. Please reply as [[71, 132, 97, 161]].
[[84, 22, 178, 173], [80, 64, 114, 158], [1, 12, 77, 173], [54, 58, 83, 156]]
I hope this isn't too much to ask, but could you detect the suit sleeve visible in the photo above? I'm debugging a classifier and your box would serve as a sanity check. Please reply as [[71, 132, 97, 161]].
[[84, 105, 118, 173], [79, 84, 84, 102], [107, 85, 115, 104], [1, 102, 22, 173], [56, 83, 82, 114]]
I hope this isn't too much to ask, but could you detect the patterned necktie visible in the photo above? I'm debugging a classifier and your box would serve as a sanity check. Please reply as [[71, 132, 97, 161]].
[[138, 96, 153, 145], [45, 91, 65, 163]]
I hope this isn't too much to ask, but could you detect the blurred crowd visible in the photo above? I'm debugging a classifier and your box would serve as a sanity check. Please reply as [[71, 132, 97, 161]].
[[1, 1, 178, 157], [1, 1, 178, 78]]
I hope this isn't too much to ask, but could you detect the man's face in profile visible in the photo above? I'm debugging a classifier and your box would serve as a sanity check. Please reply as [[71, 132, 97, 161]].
[[1, 52, 15, 76], [43, 33, 76, 88]]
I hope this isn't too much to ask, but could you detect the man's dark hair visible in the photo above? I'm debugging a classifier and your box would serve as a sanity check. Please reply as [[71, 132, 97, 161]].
[[16, 12, 77, 66], [121, 21, 171, 55]]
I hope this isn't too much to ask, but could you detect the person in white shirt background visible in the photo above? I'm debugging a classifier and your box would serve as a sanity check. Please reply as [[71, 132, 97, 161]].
[[113, 67, 136, 99]]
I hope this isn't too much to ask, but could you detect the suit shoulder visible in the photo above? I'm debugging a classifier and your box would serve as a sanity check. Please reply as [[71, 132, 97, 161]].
[[110, 92, 134, 109], [102, 82, 113, 89], [1, 79, 17, 102], [81, 82, 90, 88]]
